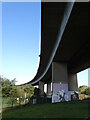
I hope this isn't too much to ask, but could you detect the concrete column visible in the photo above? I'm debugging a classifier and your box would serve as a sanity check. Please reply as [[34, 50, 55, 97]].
[[52, 62, 69, 103], [47, 83, 51, 95], [52, 62, 68, 84], [39, 81, 44, 96], [52, 62, 79, 103], [68, 74, 78, 91]]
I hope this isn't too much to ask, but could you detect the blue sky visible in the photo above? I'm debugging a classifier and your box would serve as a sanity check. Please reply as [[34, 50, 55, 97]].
[[1, 2, 88, 86], [2, 2, 41, 84]]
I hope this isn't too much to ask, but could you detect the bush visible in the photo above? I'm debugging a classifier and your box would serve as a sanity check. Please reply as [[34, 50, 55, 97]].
[[79, 86, 90, 95]]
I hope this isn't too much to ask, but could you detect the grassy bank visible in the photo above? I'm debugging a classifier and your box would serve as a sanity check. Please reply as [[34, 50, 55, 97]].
[[2, 100, 89, 119]]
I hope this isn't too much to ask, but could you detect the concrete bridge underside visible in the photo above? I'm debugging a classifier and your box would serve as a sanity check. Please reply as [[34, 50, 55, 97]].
[[25, 2, 89, 102]]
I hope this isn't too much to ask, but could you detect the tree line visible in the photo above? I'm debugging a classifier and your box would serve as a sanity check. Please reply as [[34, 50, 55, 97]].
[[0, 76, 34, 107]]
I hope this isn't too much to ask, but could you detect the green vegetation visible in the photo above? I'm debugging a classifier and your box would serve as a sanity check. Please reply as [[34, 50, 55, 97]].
[[0, 76, 34, 108], [2, 100, 89, 119], [79, 86, 90, 100], [2, 97, 19, 108], [79, 85, 90, 95]]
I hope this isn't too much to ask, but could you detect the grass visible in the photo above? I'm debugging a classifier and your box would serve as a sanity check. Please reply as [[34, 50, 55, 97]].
[[2, 100, 89, 119], [2, 97, 28, 109], [2, 97, 19, 108]]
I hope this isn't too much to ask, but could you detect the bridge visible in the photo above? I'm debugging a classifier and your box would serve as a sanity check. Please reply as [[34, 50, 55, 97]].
[[27, 2, 89, 103]]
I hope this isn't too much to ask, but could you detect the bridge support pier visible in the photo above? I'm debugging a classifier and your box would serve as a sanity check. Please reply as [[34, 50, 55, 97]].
[[39, 81, 44, 96], [68, 74, 78, 91], [47, 82, 51, 95], [52, 62, 68, 103], [52, 62, 78, 103]]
